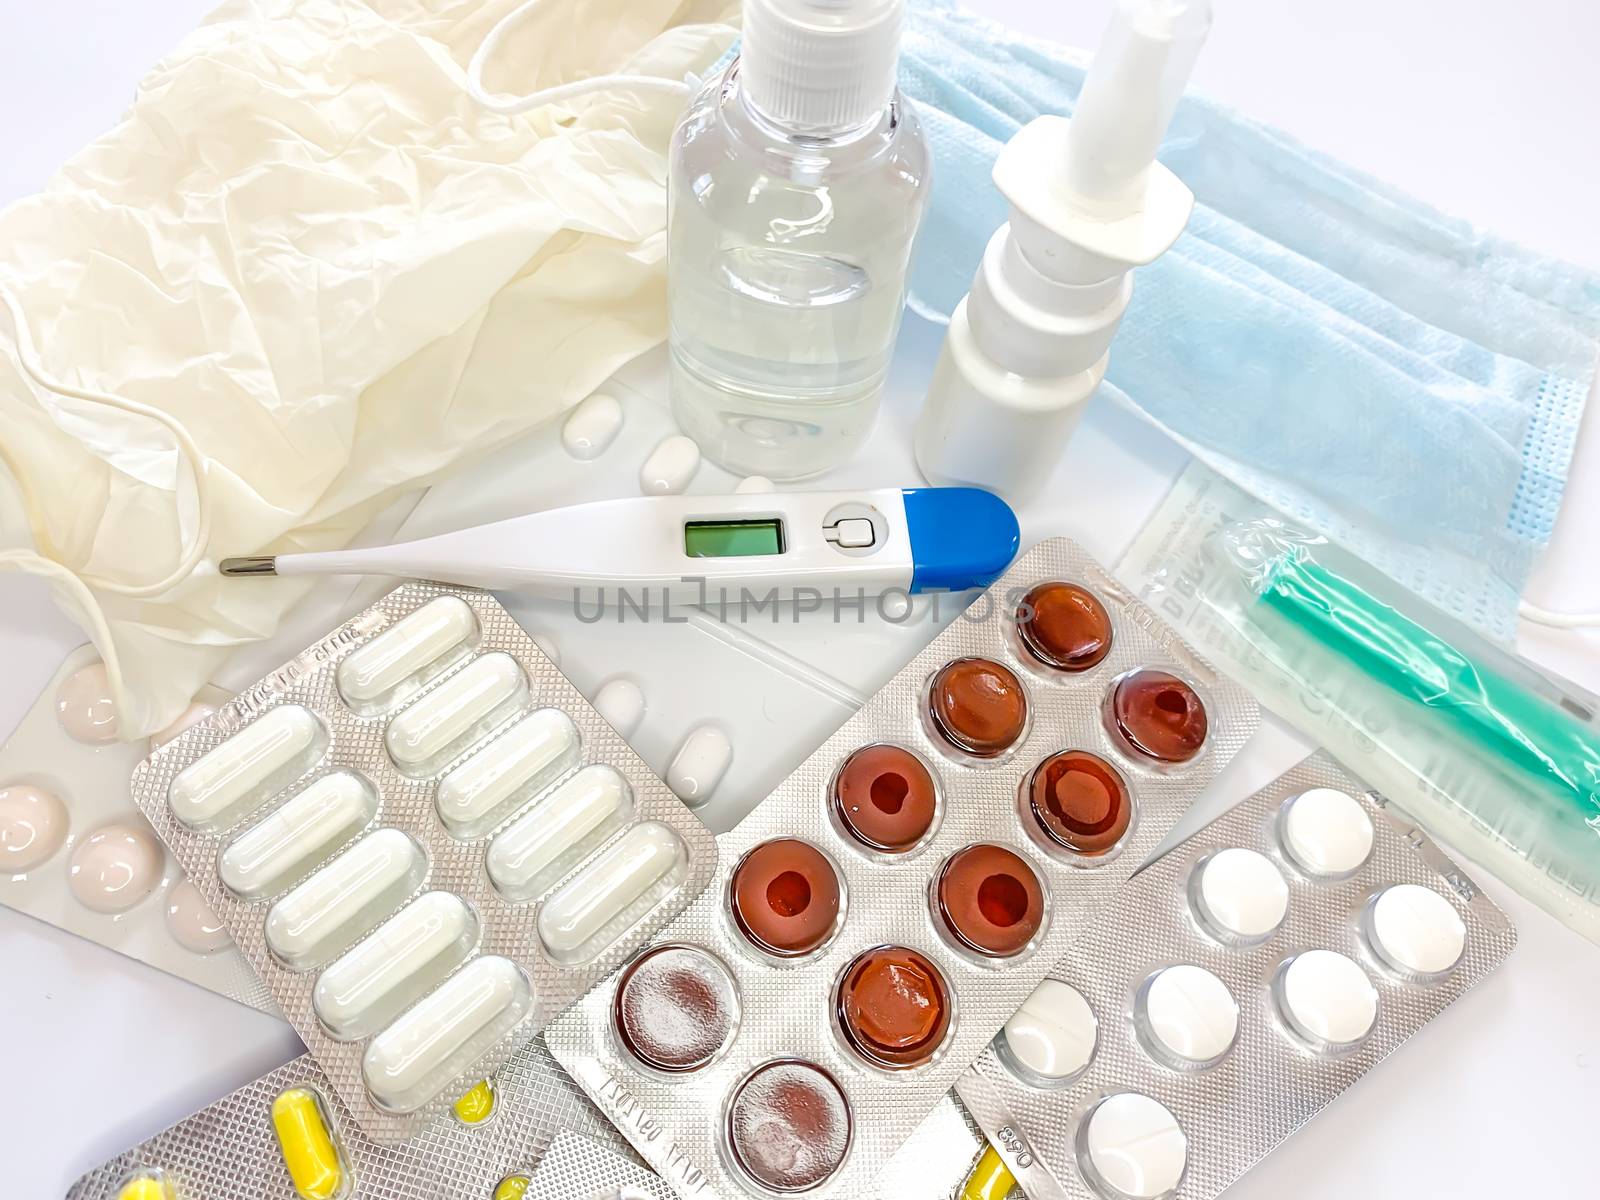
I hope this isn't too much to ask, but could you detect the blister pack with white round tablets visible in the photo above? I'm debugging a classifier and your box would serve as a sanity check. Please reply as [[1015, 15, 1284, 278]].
[[546, 538, 1259, 1200], [126, 583, 719, 1144], [955, 753, 1516, 1200], [0, 645, 274, 1011]]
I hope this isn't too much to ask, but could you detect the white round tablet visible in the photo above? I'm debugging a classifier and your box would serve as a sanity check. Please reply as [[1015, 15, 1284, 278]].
[[1367, 884, 1466, 978], [1136, 965, 1238, 1069], [1279, 788, 1374, 877], [1079, 1093, 1186, 1200], [1192, 847, 1289, 943], [1000, 978, 1097, 1084], [1275, 949, 1378, 1051]]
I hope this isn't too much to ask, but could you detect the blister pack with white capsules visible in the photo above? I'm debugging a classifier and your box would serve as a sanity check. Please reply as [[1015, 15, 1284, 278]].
[[547, 538, 1260, 1199], [127, 582, 717, 1142], [66, 1036, 632, 1200], [955, 753, 1516, 1200]]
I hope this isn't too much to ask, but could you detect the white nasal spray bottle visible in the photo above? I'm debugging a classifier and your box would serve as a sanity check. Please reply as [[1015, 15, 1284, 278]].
[[914, 0, 1211, 502]]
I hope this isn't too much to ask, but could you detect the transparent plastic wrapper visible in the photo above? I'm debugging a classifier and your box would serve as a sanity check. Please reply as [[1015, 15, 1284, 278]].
[[1122, 468, 1600, 945], [65, 1037, 632, 1200], [127, 583, 717, 1142], [548, 538, 1259, 1199], [955, 753, 1516, 1200]]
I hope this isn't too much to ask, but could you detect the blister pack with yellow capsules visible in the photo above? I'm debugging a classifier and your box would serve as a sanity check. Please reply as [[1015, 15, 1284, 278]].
[[68, 1036, 629, 1200], [955, 754, 1516, 1200], [126, 582, 718, 1142], [547, 539, 1260, 1199]]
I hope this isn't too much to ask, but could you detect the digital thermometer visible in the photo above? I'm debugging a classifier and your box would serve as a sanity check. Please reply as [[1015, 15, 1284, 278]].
[[221, 487, 1020, 602]]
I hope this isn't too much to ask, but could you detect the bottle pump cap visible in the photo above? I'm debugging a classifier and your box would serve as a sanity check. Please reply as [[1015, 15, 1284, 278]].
[[742, 0, 903, 133]]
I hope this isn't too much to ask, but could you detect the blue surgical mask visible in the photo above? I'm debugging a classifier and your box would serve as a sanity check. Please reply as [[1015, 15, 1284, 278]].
[[898, 0, 1600, 642]]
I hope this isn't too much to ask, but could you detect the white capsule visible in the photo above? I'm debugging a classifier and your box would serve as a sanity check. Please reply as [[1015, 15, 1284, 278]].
[[265, 829, 425, 970], [385, 653, 527, 776], [666, 724, 731, 808], [560, 392, 623, 461], [1367, 884, 1466, 979], [734, 475, 776, 494], [593, 678, 645, 738], [362, 956, 532, 1114], [639, 435, 700, 496], [1279, 788, 1374, 878], [1191, 847, 1289, 944], [1275, 949, 1378, 1051], [436, 709, 581, 840], [1080, 1093, 1187, 1200], [337, 596, 478, 713], [487, 765, 633, 902], [538, 821, 685, 964], [220, 772, 378, 899], [1001, 978, 1097, 1084], [1136, 965, 1238, 1069], [169, 706, 326, 832], [314, 892, 478, 1041]]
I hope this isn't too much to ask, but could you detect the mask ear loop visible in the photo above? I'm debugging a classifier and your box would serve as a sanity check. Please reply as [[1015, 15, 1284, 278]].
[[0, 281, 213, 599], [466, 0, 698, 114], [1518, 600, 1600, 629]]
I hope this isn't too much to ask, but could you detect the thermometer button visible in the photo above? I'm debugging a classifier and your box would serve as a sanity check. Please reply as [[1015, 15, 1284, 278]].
[[826, 518, 877, 549]]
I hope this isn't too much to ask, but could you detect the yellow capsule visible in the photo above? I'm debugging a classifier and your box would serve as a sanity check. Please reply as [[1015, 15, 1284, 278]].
[[116, 1172, 174, 1200], [960, 1145, 1018, 1200], [271, 1087, 347, 1200], [453, 1078, 497, 1125], [492, 1175, 530, 1200]]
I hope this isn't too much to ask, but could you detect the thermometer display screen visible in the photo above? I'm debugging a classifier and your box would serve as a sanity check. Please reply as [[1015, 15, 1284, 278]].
[[684, 519, 786, 558]]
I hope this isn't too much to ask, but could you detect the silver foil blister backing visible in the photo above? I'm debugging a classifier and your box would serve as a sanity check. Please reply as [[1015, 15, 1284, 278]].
[[547, 537, 1261, 1199], [955, 752, 1517, 1200], [66, 1035, 634, 1200], [524, 1132, 678, 1200], [127, 582, 718, 1143]]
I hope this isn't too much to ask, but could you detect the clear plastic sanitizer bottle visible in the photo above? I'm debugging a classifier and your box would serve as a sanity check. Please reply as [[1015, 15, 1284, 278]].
[[667, 0, 930, 479]]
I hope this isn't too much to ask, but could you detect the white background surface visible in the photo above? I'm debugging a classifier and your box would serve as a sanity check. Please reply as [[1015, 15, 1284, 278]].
[[3, 1, 1599, 1197]]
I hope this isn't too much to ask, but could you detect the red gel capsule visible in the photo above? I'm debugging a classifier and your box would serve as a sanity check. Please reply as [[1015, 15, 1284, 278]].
[[927, 658, 1028, 757], [934, 843, 1046, 959], [836, 945, 953, 1070], [831, 745, 938, 853], [1017, 582, 1114, 672], [613, 944, 738, 1075], [1107, 669, 1209, 765], [726, 1060, 853, 1193], [730, 839, 842, 958], [1027, 750, 1133, 857]]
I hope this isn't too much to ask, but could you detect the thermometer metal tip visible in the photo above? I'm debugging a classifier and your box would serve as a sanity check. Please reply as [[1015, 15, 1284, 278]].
[[219, 556, 279, 577]]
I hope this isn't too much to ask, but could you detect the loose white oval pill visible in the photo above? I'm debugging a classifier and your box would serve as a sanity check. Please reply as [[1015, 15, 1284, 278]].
[[169, 705, 326, 832], [486, 765, 633, 903], [1367, 884, 1466, 978], [538, 821, 685, 964], [1137, 965, 1238, 1069], [385, 653, 527, 776], [265, 829, 425, 970], [560, 392, 623, 461], [219, 772, 378, 899], [1080, 1093, 1187, 1200], [436, 709, 580, 840], [1192, 847, 1289, 943], [362, 956, 533, 1114], [1275, 949, 1378, 1050], [337, 596, 478, 713], [666, 725, 731, 808], [165, 880, 231, 954], [734, 475, 776, 495], [639, 434, 700, 496], [1001, 978, 1097, 1084], [1279, 788, 1374, 878], [56, 661, 119, 744], [314, 891, 478, 1041], [593, 678, 645, 738]]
